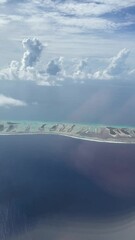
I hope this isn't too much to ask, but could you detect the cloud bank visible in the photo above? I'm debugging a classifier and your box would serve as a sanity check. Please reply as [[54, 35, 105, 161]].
[[0, 38, 134, 85], [0, 0, 135, 83], [0, 94, 26, 107]]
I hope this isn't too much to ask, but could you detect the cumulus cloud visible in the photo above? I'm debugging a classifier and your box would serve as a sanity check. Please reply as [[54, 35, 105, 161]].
[[0, 94, 26, 107], [93, 48, 130, 80], [0, 37, 134, 85], [73, 59, 88, 80], [0, 60, 19, 81], [0, 38, 46, 82], [46, 57, 63, 76], [21, 38, 44, 69], [105, 48, 130, 76]]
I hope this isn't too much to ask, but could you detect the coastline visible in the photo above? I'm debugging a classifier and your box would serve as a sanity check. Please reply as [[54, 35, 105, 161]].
[[0, 120, 135, 144], [0, 132, 135, 144]]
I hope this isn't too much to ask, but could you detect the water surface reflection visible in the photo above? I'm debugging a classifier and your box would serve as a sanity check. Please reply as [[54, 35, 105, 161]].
[[0, 135, 135, 240]]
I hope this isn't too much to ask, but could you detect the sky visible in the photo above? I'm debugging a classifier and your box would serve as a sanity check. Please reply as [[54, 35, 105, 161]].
[[0, 0, 135, 124]]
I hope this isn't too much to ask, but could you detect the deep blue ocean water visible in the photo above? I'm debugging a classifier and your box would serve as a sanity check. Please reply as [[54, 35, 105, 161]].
[[0, 135, 135, 240]]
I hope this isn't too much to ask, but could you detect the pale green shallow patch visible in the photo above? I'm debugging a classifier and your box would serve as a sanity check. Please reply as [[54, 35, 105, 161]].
[[0, 120, 135, 144]]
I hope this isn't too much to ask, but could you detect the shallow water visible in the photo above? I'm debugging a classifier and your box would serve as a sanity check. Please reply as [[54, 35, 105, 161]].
[[0, 135, 135, 240]]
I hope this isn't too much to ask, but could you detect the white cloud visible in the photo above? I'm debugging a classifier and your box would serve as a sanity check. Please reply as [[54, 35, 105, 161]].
[[0, 14, 10, 27], [93, 48, 130, 80], [56, 2, 110, 17], [0, 0, 7, 4], [0, 94, 26, 107], [0, 38, 134, 85], [105, 48, 130, 75], [0, 38, 46, 82], [128, 69, 135, 77], [0, 14, 23, 29], [72, 58, 88, 80], [0, 0, 134, 71], [21, 38, 44, 69], [26, 0, 135, 32], [32, 0, 135, 17], [46, 57, 63, 76], [54, 15, 117, 31], [0, 0, 134, 35]]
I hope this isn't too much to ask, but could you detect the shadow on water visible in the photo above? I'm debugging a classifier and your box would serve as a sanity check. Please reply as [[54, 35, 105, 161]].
[[0, 135, 135, 239]]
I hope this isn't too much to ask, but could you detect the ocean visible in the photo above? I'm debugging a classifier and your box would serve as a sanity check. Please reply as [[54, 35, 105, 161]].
[[0, 135, 135, 240]]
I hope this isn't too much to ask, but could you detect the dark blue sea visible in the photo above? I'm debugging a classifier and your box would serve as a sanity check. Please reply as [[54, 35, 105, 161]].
[[0, 135, 135, 240]]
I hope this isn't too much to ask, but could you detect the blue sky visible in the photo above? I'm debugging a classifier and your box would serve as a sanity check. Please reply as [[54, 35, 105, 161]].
[[0, 0, 135, 123], [0, 0, 135, 81]]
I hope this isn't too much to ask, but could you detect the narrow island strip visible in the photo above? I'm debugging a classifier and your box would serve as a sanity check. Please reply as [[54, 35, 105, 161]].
[[0, 121, 135, 144]]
